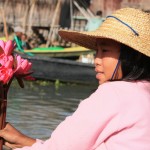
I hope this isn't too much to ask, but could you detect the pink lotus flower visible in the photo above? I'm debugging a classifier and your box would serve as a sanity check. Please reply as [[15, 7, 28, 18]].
[[0, 40, 5, 50], [14, 55, 32, 75], [0, 66, 13, 84], [0, 40, 32, 85], [0, 55, 14, 67], [0, 40, 32, 146], [0, 40, 14, 57], [4, 40, 15, 56]]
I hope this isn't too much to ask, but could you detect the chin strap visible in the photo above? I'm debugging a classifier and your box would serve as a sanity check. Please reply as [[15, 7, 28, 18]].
[[111, 49, 122, 81], [111, 59, 120, 80]]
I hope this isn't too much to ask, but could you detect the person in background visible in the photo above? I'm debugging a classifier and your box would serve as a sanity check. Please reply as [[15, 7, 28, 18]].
[[13, 26, 25, 52], [21, 33, 31, 50], [85, 10, 103, 31], [0, 7, 150, 150], [13, 26, 33, 56]]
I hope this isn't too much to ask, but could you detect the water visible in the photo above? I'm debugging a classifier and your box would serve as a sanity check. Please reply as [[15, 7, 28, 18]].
[[6, 81, 97, 140]]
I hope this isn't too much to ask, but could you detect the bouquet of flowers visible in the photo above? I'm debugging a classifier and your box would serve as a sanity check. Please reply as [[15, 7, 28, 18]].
[[0, 40, 32, 150]]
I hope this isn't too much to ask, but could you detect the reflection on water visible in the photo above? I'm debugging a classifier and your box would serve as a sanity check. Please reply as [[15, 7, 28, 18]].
[[7, 81, 97, 140]]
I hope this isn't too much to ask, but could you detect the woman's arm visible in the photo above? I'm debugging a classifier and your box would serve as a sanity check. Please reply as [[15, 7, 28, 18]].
[[0, 83, 121, 150], [0, 123, 36, 149]]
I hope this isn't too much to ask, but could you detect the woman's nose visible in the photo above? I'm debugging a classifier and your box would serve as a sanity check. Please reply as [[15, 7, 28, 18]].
[[94, 56, 102, 67], [94, 49, 102, 66]]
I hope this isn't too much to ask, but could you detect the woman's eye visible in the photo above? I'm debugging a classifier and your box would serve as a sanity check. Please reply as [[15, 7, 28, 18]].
[[102, 49, 109, 52]]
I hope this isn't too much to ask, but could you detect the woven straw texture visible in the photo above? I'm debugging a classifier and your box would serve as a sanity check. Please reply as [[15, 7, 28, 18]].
[[59, 8, 150, 57]]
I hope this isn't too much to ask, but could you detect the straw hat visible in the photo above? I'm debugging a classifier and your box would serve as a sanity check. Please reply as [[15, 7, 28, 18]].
[[59, 8, 150, 57]]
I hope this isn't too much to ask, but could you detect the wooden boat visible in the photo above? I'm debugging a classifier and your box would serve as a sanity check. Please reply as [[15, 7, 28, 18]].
[[24, 46, 93, 58], [20, 53, 98, 85]]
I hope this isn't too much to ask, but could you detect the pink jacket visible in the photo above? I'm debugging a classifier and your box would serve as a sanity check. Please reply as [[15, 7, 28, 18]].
[[15, 81, 150, 150]]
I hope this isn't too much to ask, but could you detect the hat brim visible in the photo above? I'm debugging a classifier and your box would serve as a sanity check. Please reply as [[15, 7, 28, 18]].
[[59, 8, 150, 57], [59, 27, 144, 55]]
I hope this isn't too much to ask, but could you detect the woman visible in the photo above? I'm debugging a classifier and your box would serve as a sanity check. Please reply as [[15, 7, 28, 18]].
[[0, 7, 150, 150]]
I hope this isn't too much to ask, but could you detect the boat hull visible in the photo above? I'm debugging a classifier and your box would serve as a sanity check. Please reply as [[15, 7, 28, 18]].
[[24, 46, 94, 58], [21, 54, 98, 85]]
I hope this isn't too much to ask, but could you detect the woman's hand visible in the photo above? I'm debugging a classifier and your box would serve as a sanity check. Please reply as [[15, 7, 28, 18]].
[[0, 123, 36, 149]]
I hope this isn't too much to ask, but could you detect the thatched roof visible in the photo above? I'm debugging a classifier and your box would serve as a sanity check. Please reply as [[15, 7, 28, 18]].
[[0, 0, 149, 34], [0, 0, 62, 27]]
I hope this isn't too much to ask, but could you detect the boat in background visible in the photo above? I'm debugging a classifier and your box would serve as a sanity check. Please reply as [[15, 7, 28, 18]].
[[20, 53, 97, 85], [24, 46, 93, 59]]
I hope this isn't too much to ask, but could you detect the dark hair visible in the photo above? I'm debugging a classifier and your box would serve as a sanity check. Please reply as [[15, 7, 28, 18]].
[[120, 44, 150, 81], [96, 10, 102, 16]]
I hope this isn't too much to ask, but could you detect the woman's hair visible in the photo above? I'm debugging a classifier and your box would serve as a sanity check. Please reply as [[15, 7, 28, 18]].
[[120, 44, 150, 81]]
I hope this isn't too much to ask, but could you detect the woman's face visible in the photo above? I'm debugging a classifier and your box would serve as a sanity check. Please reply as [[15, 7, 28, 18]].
[[94, 38, 122, 85]]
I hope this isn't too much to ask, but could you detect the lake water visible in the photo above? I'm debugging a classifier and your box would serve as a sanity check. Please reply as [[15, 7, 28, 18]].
[[7, 81, 97, 140]]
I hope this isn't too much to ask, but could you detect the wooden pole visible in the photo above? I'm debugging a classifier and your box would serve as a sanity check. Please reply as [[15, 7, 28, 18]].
[[46, 0, 61, 47], [86, 7, 95, 18], [27, 0, 37, 35], [23, 0, 31, 32], [0, 6, 9, 41], [70, 0, 74, 29], [0, 99, 7, 150], [73, 1, 91, 20], [0, 83, 7, 150]]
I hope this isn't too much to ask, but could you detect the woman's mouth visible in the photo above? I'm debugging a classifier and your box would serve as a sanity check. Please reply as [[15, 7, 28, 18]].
[[96, 72, 103, 79]]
